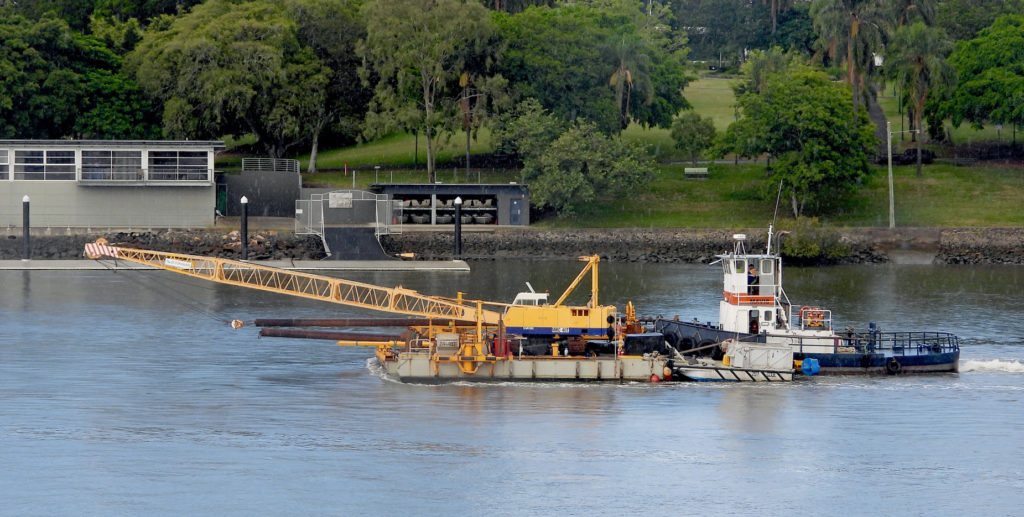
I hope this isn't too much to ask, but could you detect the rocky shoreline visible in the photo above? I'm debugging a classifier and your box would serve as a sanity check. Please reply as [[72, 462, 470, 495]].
[[2, 227, 1022, 264]]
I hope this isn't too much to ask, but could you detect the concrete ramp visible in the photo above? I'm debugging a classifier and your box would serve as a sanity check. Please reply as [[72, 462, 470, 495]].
[[322, 227, 394, 261]]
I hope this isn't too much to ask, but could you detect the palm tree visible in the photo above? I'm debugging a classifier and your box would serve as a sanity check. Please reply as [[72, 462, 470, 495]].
[[607, 35, 652, 131], [885, 21, 955, 177], [892, 0, 936, 27], [810, 0, 891, 109]]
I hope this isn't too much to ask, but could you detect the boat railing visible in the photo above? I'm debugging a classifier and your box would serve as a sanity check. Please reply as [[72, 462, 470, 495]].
[[851, 331, 960, 355], [783, 331, 960, 355]]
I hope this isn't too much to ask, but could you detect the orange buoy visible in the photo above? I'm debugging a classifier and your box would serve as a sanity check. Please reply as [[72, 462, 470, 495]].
[[662, 366, 673, 381], [230, 319, 244, 329]]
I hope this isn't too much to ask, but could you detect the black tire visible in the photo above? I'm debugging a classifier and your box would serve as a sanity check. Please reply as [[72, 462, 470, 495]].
[[679, 337, 695, 352], [886, 358, 902, 375], [664, 330, 681, 348]]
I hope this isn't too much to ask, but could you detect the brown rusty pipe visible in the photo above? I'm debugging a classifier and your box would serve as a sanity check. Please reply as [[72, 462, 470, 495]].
[[259, 328, 403, 341], [254, 318, 475, 327]]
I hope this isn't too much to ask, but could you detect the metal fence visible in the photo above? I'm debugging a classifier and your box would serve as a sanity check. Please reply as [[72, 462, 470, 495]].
[[242, 158, 299, 173]]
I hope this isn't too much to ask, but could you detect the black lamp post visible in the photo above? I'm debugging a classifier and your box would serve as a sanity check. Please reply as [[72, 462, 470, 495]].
[[22, 195, 30, 261], [240, 195, 249, 260], [453, 196, 462, 260]]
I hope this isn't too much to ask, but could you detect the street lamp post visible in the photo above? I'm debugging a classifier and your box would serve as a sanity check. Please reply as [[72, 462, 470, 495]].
[[886, 121, 919, 229], [22, 195, 30, 261], [453, 196, 463, 260], [240, 196, 249, 260]]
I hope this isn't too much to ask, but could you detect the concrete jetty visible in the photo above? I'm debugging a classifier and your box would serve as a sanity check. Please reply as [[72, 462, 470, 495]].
[[0, 259, 470, 272]]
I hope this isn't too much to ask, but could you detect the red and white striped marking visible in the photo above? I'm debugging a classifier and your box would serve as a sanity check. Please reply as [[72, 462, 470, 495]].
[[84, 242, 121, 259]]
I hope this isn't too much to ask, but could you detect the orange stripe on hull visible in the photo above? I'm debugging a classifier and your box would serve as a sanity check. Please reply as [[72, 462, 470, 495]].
[[723, 291, 775, 305]]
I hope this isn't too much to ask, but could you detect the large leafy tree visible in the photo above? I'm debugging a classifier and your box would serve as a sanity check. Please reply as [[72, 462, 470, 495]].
[[496, 1, 689, 134], [288, 0, 373, 172], [494, 99, 655, 217], [936, 0, 1024, 41], [718, 68, 876, 217], [939, 14, 1024, 133], [885, 21, 954, 177], [526, 121, 656, 217], [670, 110, 716, 165], [359, 0, 496, 183], [0, 10, 159, 139], [127, 0, 332, 158]]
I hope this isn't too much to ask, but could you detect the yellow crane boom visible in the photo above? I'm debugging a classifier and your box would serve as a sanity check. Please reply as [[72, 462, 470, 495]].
[[84, 240, 501, 324]]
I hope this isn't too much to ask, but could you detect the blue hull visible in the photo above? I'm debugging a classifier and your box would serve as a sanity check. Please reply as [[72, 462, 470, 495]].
[[653, 319, 959, 375]]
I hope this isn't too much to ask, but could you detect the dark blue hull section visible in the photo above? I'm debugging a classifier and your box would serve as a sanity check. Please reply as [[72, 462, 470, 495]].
[[653, 319, 959, 375]]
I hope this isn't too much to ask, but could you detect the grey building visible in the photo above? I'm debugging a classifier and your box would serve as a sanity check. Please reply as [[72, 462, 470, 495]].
[[0, 139, 224, 229]]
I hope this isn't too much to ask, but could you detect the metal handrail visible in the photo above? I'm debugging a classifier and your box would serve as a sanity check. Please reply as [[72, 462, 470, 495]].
[[781, 331, 960, 354]]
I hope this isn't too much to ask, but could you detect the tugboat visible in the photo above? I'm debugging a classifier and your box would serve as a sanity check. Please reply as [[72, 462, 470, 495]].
[[655, 230, 960, 375]]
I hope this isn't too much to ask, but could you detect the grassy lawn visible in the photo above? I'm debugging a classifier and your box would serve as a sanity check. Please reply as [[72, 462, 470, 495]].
[[534, 161, 1024, 229], [536, 164, 777, 228], [300, 129, 495, 169]]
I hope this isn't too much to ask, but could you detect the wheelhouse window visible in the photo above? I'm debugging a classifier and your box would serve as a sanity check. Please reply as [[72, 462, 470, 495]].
[[82, 150, 142, 181], [149, 151, 209, 181], [0, 150, 7, 180], [14, 150, 75, 180]]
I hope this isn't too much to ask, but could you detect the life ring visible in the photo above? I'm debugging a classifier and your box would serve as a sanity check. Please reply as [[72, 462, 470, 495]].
[[803, 307, 824, 327], [885, 358, 902, 375]]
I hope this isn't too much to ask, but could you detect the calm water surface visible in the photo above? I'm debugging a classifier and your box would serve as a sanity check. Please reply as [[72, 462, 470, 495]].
[[2, 261, 1023, 516]]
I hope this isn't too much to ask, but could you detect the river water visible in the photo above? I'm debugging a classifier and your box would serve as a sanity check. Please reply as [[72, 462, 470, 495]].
[[2, 261, 1023, 516]]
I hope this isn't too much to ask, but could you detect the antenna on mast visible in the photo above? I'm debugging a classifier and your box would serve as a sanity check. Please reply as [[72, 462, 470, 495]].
[[767, 179, 784, 254]]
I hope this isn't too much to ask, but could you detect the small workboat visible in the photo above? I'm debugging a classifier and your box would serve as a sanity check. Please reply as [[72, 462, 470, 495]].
[[655, 230, 960, 375]]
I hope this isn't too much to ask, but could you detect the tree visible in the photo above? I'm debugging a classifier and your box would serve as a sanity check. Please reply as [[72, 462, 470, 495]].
[[127, 0, 333, 158], [359, 0, 495, 183], [672, 0, 772, 63], [496, 1, 689, 134], [885, 21, 954, 177], [491, 98, 565, 163], [0, 10, 158, 139], [525, 121, 657, 217], [288, 0, 373, 172], [936, 0, 1024, 41], [670, 111, 716, 165], [810, 0, 890, 109], [939, 14, 1024, 134], [718, 68, 876, 217]]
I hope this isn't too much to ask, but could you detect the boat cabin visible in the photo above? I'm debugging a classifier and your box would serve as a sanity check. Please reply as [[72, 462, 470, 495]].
[[717, 233, 834, 336]]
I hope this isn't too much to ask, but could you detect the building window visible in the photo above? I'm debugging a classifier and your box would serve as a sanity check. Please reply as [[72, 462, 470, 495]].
[[0, 150, 7, 180], [149, 151, 209, 181], [14, 150, 75, 180], [81, 150, 143, 181]]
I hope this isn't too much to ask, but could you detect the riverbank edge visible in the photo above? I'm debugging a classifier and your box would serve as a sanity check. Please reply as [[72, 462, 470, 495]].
[[2, 227, 1021, 264]]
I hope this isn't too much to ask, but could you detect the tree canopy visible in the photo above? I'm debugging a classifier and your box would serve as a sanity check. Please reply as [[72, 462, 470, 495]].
[[940, 14, 1024, 131], [496, 1, 689, 134], [126, 0, 334, 158], [718, 67, 876, 217], [0, 10, 159, 139], [359, 0, 497, 183]]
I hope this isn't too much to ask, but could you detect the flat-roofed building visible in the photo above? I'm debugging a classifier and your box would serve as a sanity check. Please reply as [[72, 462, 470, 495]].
[[0, 140, 224, 229]]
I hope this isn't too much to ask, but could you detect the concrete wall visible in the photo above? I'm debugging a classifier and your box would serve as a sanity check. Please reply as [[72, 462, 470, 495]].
[[221, 170, 301, 217], [0, 183, 214, 228]]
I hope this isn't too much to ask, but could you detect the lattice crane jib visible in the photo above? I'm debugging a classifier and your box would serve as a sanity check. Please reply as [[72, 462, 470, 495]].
[[84, 241, 499, 324]]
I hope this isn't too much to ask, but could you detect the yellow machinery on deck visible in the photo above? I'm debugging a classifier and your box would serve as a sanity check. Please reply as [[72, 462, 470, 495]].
[[83, 241, 633, 377]]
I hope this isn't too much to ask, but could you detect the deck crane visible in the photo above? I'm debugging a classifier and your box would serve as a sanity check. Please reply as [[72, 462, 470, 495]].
[[83, 241, 628, 376]]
